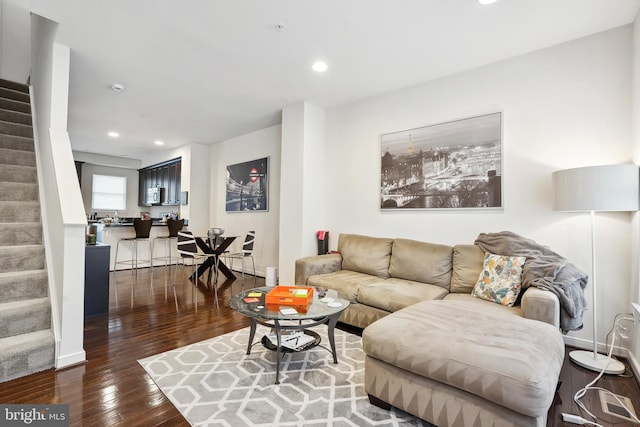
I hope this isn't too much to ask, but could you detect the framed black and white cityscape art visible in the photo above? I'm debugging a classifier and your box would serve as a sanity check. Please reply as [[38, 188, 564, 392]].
[[226, 157, 269, 212], [380, 112, 502, 210]]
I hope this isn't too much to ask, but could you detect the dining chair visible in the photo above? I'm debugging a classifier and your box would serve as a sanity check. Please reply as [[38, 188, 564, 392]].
[[224, 230, 256, 288], [173, 231, 219, 309]]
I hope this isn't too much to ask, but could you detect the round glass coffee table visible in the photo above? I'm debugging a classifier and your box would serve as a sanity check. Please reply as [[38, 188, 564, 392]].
[[230, 286, 349, 384]]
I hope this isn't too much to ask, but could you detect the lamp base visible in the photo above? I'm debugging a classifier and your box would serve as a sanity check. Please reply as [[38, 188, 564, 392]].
[[569, 350, 625, 375]]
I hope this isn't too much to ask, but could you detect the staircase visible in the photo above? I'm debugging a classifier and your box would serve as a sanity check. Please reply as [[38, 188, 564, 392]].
[[0, 78, 55, 383]]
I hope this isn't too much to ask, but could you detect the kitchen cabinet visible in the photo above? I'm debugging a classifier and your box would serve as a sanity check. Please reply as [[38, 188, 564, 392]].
[[138, 169, 147, 206], [75, 161, 83, 187], [138, 157, 182, 206]]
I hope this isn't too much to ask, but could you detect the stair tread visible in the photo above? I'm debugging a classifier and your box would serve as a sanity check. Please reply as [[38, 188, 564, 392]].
[[0, 107, 31, 116], [0, 270, 48, 305], [0, 166, 36, 174], [0, 329, 54, 350], [0, 297, 49, 310], [0, 119, 32, 129], [0, 79, 29, 94], [0, 86, 30, 97], [0, 182, 39, 202], [0, 244, 44, 249], [0, 162, 36, 168], [0, 200, 39, 205], [0, 201, 40, 210], [0, 155, 36, 170], [0, 269, 47, 278], [0, 329, 54, 383], [0, 119, 33, 138], [0, 108, 31, 124], [0, 134, 33, 141], [1, 181, 37, 185]]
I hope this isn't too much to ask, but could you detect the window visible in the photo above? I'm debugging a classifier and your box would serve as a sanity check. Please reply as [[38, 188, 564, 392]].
[[92, 174, 127, 210]]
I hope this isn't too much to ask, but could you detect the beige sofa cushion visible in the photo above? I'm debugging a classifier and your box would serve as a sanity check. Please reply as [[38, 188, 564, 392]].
[[450, 244, 485, 293], [357, 278, 448, 312], [363, 299, 564, 418], [443, 292, 522, 316], [388, 238, 453, 289], [338, 234, 393, 279], [307, 270, 384, 303]]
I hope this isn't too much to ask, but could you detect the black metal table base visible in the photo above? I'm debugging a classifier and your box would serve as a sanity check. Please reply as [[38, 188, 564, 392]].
[[188, 237, 237, 281], [246, 312, 341, 384]]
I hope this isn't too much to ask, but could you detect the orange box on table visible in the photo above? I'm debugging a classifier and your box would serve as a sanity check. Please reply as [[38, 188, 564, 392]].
[[265, 286, 314, 313]]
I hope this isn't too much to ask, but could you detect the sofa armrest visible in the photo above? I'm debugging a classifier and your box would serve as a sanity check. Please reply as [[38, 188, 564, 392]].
[[295, 254, 343, 286], [521, 287, 560, 328]]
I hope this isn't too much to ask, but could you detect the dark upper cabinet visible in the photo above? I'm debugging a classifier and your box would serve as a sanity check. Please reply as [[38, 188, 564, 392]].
[[75, 161, 83, 187], [175, 161, 181, 203], [138, 157, 182, 206], [167, 162, 178, 204], [138, 169, 147, 205], [161, 166, 170, 202]]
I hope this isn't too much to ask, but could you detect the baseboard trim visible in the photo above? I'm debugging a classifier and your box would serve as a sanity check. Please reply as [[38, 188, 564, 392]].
[[56, 350, 86, 369], [628, 350, 640, 388], [562, 335, 627, 358]]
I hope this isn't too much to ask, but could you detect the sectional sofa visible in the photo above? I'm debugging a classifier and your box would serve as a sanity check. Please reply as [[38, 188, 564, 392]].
[[295, 233, 566, 427]]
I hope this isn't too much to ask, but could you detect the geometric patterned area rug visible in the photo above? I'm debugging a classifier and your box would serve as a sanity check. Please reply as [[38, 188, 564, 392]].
[[138, 326, 431, 426]]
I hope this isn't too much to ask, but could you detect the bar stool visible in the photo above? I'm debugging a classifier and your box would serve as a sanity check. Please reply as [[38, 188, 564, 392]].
[[151, 218, 184, 270], [113, 218, 153, 272]]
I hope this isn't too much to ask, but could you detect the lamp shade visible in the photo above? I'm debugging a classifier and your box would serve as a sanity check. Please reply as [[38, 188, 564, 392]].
[[552, 164, 639, 212]]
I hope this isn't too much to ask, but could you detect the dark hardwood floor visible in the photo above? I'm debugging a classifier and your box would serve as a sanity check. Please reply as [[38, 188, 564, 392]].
[[0, 266, 638, 426]]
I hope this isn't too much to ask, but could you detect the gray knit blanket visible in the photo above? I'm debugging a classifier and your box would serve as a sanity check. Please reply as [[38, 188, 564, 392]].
[[474, 231, 587, 332]]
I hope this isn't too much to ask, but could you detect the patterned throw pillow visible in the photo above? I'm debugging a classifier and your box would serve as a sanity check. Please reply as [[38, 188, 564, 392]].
[[471, 253, 526, 307]]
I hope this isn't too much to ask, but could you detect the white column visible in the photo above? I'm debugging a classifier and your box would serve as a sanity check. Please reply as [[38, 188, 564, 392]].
[[278, 102, 326, 284]]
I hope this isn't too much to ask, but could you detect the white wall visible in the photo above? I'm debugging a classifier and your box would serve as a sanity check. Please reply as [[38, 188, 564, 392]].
[[632, 9, 640, 304], [188, 143, 211, 236], [279, 103, 326, 284], [80, 163, 139, 218], [323, 26, 635, 353], [0, 0, 30, 83], [141, 143, 209, 234], [210, 125, 281, 278], [629, 10, 640, 375], [74, 151, 141, 170]]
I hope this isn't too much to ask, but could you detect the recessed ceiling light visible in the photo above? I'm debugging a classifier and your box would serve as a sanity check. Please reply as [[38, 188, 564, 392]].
[[154, 140, 164, 146], [108, 131, 119, 138], [312, 61, 328, 73], [478, 0, 498, 4], [111, 83, 125, 92]]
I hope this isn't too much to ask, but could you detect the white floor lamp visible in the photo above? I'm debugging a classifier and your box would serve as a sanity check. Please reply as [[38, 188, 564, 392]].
[[552, 164, 639, 375]]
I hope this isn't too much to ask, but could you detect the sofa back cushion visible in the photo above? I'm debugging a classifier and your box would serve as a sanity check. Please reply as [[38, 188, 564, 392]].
[[451, 244, 485, 293], [388, 238, 453, 289], [338, 234, 393, 278]]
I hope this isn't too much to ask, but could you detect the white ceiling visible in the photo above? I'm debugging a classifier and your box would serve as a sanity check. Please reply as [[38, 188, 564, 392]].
[[10, 0, 640, 160]]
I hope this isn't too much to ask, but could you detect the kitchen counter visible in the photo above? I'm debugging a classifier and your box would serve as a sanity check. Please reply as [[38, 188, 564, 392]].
[[88, 218, 187, 226], [98, 223, 188, 271], [99, 222, 170, 227]]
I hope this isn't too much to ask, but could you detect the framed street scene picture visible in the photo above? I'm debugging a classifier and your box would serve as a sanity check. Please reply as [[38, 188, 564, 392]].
[[380, 112, 502, 210], [226, 157, 269, 212]]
